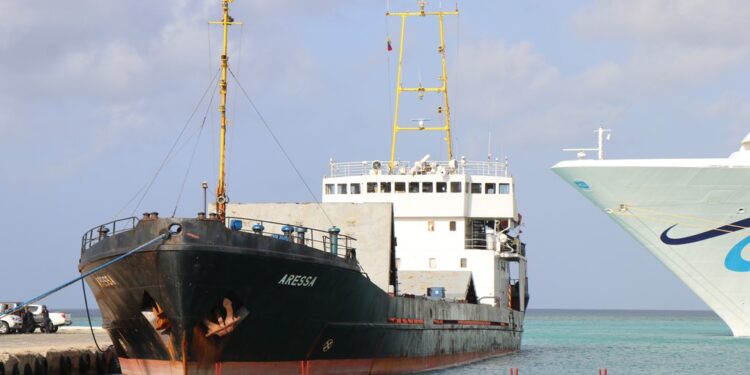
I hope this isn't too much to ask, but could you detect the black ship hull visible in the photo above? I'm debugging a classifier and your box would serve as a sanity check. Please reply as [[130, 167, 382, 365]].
[[80, 218, 523, 374]]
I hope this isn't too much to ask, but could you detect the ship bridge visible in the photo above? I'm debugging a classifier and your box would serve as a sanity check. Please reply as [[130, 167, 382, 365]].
[[322, 156, 526, 308]]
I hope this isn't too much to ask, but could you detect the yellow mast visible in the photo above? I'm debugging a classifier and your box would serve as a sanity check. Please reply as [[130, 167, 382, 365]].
[[387, 1, 458, 170], [209, 0, 241, 219]]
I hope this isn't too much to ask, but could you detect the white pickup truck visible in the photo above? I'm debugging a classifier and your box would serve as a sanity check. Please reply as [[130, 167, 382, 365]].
[[0, 313, 23, 334], [0, 302, 72, 333]]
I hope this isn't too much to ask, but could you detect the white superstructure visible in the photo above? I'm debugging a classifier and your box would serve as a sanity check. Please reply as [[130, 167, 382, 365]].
[[553, 131, 750, 336], [323, 157, 527, 308], [321, 2, 528, 311]]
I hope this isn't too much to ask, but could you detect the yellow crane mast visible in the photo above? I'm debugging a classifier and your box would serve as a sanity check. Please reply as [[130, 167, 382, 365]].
[[387, 1, 458, 170]]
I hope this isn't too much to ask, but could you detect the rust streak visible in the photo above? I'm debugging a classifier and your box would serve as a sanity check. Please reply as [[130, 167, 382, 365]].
[[181, 333, 188, 375]]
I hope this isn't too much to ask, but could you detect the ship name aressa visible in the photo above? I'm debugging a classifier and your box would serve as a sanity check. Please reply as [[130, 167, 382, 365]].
[[278, 274, 317, 287]]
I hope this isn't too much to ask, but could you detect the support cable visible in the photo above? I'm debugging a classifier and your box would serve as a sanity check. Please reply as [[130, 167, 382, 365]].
[[171, 117, 208, 217], [227, 24, 245, 184], [129, 68, 221, 217], [171, 85, 218, 217], [227, 67, 335, 227], [453, 10, 461, 155]]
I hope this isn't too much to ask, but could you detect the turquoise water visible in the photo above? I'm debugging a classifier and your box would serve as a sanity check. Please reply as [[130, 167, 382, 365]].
[[434, 309, 748, 375], [69, 309, 103, 328], [71, 309, 749, 374]]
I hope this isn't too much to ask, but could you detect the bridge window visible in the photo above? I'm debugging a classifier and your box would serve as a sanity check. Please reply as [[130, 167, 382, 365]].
[[325, 184, 335, 194], [367, 182, 377, 193], [436, 182, 447, 193], [471, 183, 481, 194], [427, 220, 435, 231], [450, 182, 462, 193], [449, 221, 456, 231], [409, 182, 420, 193], [422, 182, 433, 193], [350, 183, 361, 194], [460, 258, 467, 268], [485, 183, 496, 194], [381, 182, 392, 193], [499, 183, 511, 194], [395, 182, 406, 193], [337, 184, 347, 194]]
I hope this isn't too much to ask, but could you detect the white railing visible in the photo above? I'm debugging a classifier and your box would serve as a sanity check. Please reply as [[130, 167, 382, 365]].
[[328, 159, 509, 178]]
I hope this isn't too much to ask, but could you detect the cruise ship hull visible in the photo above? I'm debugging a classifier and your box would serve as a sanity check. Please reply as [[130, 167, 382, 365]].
[[553, 159, 750, 336], [80, 218, 523, 374]]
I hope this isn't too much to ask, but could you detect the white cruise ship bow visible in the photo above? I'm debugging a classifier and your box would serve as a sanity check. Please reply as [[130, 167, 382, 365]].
[[553, 130, 750, 336]]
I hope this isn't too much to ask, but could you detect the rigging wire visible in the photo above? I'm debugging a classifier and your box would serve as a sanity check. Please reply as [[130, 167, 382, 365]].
[[227, 24, 245, 188], [227, 67, 335, 227], [170, 83, 216, 217], [171, 91, 215, 217], [207, 23, 214, 84], [113, 183, 148, 221], [208, 22, 217, 193], [114, 68, 217, 220], [129, 68, 221, 217], [452, 7, 461, 157]]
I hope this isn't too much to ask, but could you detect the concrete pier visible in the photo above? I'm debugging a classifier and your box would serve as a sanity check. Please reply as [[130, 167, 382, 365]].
[[0, 328, 119, 374]]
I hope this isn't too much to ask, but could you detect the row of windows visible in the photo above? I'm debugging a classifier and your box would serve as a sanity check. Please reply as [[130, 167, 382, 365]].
[[325, 182, 511, 195], [395, 257, 468, 269]]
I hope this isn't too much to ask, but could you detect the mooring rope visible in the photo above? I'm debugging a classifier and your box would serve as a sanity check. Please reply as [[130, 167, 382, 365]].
[[81, 279, 106, 352], [0, 233, 170, 320]]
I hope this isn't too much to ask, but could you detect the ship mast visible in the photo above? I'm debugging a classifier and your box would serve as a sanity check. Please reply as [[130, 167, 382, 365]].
[[387, 1, 458, 170], [209, 0, 241, 219]]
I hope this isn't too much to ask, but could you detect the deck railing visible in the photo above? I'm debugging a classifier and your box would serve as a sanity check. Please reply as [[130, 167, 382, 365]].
[[328, 159, 509, 178], [81, 217, 139, 252], [80, 216, 357, 260], [224, 216, 357, 260]]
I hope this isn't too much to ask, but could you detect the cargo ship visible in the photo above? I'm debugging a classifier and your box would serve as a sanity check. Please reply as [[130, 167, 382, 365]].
[[79, 1, 528, 373], [554, 128, 750, 336]]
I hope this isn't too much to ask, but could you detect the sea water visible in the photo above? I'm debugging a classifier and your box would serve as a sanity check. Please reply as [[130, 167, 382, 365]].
[[434, 309, 748, 375], [71, 309, 748, 374]]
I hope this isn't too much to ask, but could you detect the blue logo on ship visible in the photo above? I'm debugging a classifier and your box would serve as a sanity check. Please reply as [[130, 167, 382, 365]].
[[660, 218, 750, 272], [574, 180, 590, 190]]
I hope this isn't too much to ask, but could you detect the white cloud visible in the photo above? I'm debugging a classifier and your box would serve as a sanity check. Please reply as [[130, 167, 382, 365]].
[[572, 0, 750, 92], [455, 39, 624, 146], [458, 40, 559, 119], [574, 0, 750, 47], [53, 41, 150, 97]]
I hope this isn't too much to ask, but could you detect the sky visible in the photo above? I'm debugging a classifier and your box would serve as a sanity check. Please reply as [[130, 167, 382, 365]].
[[2, 0, 750, 312]]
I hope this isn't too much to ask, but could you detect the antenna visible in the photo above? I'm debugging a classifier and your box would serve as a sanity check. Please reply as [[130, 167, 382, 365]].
[[387, 2, 459, 170], [562, 126, 612, 160], [487, 131, 492, 161]]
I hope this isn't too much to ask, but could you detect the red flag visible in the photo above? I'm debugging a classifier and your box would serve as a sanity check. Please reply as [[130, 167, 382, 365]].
[[387, 38, 393, 52]]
